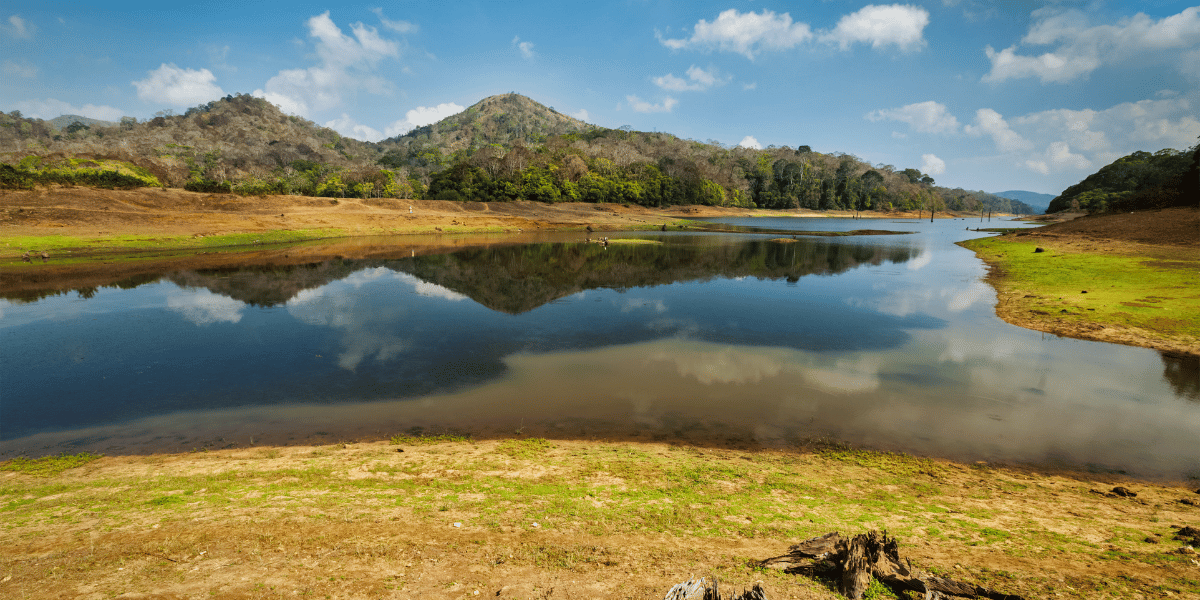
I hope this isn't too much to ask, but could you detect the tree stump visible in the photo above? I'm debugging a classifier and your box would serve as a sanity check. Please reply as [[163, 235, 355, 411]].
[[760, 531, 1025, 600]]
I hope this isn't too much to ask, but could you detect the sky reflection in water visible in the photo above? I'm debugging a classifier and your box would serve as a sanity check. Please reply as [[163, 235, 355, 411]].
[[1, 219, 1196, 479]]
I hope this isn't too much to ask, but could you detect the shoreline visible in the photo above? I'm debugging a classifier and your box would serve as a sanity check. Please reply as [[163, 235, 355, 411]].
[[958, 208, 1200, 358]]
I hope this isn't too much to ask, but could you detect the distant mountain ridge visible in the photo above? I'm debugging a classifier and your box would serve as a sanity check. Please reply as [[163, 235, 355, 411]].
[[2, 92, 1035, 215], [993, 190, 1054, 213]]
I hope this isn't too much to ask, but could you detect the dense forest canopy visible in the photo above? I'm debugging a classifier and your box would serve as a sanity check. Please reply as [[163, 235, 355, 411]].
[[0, 92, 1037, 215], [1047, 145, 1200, 213]]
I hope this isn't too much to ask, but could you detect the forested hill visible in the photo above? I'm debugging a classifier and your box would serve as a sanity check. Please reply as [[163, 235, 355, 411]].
[[1047, 146, 1199, 213], [0, 92, 1034, 214]]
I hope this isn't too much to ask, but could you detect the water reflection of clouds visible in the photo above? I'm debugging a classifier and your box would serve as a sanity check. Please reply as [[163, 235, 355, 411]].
[[166, 289, 245, 326], [649, 345, 881, 394], [288, 272, 410, 371], [619, 297, 667, 314], [906, 251, 932, 271]]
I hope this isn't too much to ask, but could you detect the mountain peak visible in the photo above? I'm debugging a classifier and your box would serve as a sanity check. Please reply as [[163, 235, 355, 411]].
[[381, 93, 593, 151]]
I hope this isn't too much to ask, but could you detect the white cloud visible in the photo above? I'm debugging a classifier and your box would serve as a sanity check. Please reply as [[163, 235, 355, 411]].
[[742, 82, 757, 91], [738, 135, 763, 149], [659, 9, 813, 59], [866, 100, 960, 134], [571, 108, 589, 121], [983, 6, 1200, 83], [382, 102, 465, 137], [325, 113, 385, 142], [12, 98, 124, 121], [921, 153, 946, 175], [370, 7, 417, 34], [653, 65, 727, 92], [1024, 142, 1092, 174], [1015, 98, 1200, 159], [964, 108, 1033, 152], [512, 36, 535, 59], [132, 63, 224, 107], [2, 60, 36, 78], [820, 4, 930, 52], [626, 95, 678, 113], [4, 14, 34, 38], [253, 12, 399, 117]]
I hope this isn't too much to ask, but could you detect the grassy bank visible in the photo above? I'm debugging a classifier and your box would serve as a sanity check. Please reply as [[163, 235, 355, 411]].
[[960, 235, 1200, 356], [2, 439, 1198, 599]]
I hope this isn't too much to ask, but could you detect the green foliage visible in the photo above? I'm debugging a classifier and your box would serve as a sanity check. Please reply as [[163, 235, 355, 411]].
[[0, 452, 103, 476], [390, 433, 472, 445], [0, 157, 160, 189]]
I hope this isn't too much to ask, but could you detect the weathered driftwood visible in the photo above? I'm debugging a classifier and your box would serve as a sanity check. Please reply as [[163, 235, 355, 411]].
[[760, 531, 1025, 600], [662, 577, 767, 600]]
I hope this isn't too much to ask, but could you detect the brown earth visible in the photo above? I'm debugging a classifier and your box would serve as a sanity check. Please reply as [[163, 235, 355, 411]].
[[0, 186, 922, 242], [1014, 206, 1199, 247]]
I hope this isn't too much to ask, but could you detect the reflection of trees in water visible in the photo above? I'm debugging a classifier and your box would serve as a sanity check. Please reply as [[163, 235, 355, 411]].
[[404, 239, 918, 314], [5, 238, 919, 313], [1160, 352, 1199, 401]]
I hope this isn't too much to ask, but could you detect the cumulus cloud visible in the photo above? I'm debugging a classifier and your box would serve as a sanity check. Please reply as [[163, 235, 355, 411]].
[[253, 11, 400, 116], [738, 135, 763, 149], [626, 95, 678, 113], [983, 6, 1200, 83], [658, 9, 813, 59], [1014, 98, 1200, 156], [4, 14, 34, 38], [382, 102, 465, 137], [512, 36, 535, 59], [132, 63, 224, 107], [964, 108, 1033, 152], [865, 100, 960, 134], [820, 4, 930, 52], [921, 153, 946, 175], [12, 98, 124, 121], [572, 108, 589, 121], [2, 60, 36, 78], [1024, 142, 1091, 174], [653, 65, 727, 92], [325, 113, 384, 142]]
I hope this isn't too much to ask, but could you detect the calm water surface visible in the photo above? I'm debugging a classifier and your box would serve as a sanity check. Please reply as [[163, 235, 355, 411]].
[[2, 218, 1196, 478]]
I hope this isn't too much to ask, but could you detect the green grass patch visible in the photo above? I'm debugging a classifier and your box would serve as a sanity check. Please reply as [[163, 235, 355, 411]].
[[0, 452, 103, 477], [389, 433, 472, 445], [960, 236, 1200, 344], [494, 438, 554, 459]]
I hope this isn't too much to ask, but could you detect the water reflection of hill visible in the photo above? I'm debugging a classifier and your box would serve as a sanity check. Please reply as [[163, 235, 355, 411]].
[[167, 238, 917, 312], [406, 239, 917, 314]]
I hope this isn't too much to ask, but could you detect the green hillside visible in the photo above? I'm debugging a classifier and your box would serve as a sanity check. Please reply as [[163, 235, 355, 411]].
[[1, 93, 1035, 214]]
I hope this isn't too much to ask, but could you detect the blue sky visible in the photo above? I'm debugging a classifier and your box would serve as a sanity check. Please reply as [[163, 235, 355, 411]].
[[2, 1, 1198, 195]]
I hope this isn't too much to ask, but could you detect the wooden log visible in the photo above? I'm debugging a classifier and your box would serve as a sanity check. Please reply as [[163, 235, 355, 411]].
[[760, 532, 841, 574]]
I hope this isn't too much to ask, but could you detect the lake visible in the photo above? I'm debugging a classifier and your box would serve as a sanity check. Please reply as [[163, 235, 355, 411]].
[[2, 217, 1197, 479]]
